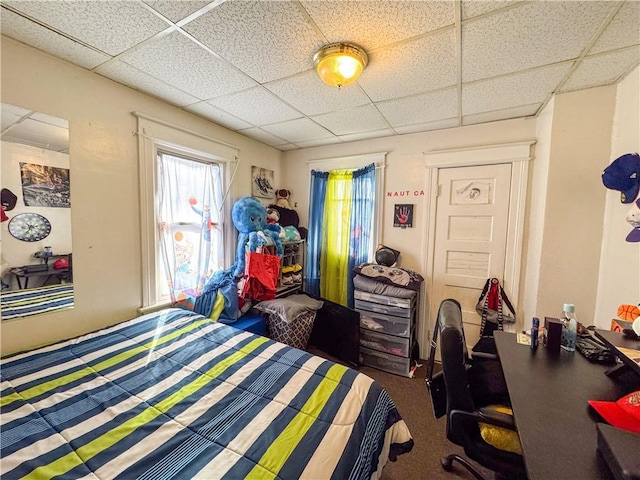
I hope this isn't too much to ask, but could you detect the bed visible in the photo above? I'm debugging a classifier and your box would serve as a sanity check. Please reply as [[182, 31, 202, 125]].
[[1, 284, 74, 321], [1, 308, 413, 479]]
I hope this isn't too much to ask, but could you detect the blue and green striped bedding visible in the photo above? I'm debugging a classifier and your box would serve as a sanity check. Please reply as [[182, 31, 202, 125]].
[[1, 284, 74, 321], [1, 308, 413, 479]]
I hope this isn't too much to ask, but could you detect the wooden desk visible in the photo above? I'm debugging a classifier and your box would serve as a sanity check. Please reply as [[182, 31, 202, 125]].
[[494, 331, 637, 480]]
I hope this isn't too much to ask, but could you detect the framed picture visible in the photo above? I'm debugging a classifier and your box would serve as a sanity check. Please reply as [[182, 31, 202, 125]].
[[20, 162, 71, 208], [394, 204, 413, 228], [251, 166, 275, 199]]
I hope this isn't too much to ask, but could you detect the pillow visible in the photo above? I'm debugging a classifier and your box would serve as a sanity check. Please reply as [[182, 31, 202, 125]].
[[353, 263, 424, 291], [479, 405, 523, 455], [254, 294, 323, 323], [353, 274, 416, 299]]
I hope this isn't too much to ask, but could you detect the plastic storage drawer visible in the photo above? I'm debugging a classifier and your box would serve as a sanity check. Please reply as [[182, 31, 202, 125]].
[[354, 299, 412, 318], [354, 290, 415, 309], [360, 328, 412, 357], [359, 346, 411, 377], [358, 310, 412, 338]]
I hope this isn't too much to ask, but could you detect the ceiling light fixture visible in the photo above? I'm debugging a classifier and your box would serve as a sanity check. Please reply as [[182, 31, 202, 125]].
[[313, 42, 368, 89]]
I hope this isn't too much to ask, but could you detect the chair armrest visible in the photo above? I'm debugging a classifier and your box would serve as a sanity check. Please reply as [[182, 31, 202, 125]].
[[478, 407, 517, 430], [471, 352, 499, 361], [450, 408, 517, 431]]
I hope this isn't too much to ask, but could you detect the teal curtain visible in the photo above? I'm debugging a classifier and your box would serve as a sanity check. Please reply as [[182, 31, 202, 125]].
[[305, 170, 328, 296], [347, 163, 376, 308]]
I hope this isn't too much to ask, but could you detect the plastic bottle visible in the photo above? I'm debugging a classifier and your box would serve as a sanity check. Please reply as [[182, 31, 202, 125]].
[[560, 303, 577, 352]]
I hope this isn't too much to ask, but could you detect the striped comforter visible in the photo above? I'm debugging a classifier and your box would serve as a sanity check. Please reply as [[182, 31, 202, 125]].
[[1, 284, 74, 321], [1, 308, 413, 479]]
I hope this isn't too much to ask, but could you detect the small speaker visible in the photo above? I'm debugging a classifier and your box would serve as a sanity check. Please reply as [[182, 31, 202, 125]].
[[544, 317, 563, 353]]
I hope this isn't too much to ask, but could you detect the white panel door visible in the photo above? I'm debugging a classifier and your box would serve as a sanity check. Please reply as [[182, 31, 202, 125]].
[[431, 163, 512, 349]]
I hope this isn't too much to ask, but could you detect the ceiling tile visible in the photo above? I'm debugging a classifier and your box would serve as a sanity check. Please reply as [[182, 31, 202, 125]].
[[358, 28, 457, 102], [338, 128, 395, 143], [183, 1, 323, 83], [207, 87, 302, 126], [463, 104, 540, 126], [462, 1, 616, 82], [1, 9, 111, 69], [301, 1, 455, 50], [274, 143, 300, 151], [261, 118, 334, 143], [3, 0, 170, 56], [2, 104, 31, 131], [184, 102, 253, 130], [590, 1, 640, 55], [121, 31, 257, 100], [461, 1, 523, 20], [312, 104, 390, 136], [462, 63, 572, 115], [394, 118, 459, 134], [264, 71, 371, 116], [143, 1, 211, 23], [561, 48, 640, 93], [97, 60, 200, 107], [295, 137, 344, 148], [237, 127, 288, 146], [376, 88, 458, 127]]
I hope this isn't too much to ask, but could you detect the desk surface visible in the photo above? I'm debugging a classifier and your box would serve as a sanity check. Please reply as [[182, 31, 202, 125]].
[[495, 330, 638, 480]]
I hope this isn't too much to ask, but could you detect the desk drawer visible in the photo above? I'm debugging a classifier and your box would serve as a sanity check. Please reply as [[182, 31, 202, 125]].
[[354, 290, 415, 308], [359, 346, 411, 377], [355, 299, 412, 318], [360, 328, 412, 357], [358, 310, 412, 338]]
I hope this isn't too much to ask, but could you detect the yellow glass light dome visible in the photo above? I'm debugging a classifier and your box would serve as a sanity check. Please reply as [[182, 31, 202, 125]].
[[313, 43, 368, 89]]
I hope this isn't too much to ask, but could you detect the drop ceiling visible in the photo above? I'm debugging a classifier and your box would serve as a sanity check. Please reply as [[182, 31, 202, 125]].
[[1, 0, 638, 151]]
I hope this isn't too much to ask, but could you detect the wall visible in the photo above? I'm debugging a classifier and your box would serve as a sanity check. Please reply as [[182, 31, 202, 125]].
[[535, 86, 616, 326], [0, 36, 281, 354], [594, 66, 640, 328], [1, 141, 72, 289], [282, 118, 537, 351]]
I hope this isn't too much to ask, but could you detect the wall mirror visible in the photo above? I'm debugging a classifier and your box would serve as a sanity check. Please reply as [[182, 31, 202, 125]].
[[1, 103, 73, 321]]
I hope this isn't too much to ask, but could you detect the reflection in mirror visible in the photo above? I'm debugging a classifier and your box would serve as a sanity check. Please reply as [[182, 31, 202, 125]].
[[1, 104, 73, 320]]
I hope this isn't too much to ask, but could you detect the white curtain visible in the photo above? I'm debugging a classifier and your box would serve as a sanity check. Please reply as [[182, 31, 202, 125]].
[[157, 151, 224, 307]]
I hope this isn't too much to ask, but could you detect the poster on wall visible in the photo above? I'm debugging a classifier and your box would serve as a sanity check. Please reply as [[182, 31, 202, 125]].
[[251, 166, 275, 199], [394, 204, 413, 228], [20, 162, 71, 208]]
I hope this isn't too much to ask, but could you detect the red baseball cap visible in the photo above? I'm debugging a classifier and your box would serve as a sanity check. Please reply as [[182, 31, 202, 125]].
[[588, 390, 640, 434]]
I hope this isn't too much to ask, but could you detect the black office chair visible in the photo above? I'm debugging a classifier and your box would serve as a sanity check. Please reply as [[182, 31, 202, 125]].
[[437, 299, 527, 480]]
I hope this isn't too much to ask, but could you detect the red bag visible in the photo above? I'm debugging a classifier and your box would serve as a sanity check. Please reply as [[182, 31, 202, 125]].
[[240, 250, 280, 301]]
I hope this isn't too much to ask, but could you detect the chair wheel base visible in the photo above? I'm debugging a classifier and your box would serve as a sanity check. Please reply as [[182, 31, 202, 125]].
[[441, 454, 488, 480]]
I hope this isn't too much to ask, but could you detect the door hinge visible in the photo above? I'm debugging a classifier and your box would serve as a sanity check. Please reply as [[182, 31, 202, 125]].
[[435, 184, 441, 197]]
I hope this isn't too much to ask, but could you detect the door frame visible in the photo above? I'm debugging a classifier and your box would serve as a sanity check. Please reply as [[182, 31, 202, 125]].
[[420, 141, 535, 354]]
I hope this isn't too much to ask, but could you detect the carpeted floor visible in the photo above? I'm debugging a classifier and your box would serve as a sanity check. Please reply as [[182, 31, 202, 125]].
[[308, 348, 493, 480]]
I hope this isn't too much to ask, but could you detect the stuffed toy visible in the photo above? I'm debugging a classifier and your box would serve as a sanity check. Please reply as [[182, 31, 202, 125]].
[[232, 196, 283, 277], [266, 207, 285, 239], [275, 189, 291, 209], [625, 196, 640, 242]]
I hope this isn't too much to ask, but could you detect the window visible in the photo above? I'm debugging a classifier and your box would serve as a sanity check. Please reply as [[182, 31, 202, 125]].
[[136, 114, 237, 311], [307, 153, 385, 307]]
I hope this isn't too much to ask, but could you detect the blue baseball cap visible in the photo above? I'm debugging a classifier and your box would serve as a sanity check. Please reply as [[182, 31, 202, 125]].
[[602, 153, 640, 203]]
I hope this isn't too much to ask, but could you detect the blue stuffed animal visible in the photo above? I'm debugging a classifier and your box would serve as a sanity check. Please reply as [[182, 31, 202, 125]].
[[232, 196, 283, 277]]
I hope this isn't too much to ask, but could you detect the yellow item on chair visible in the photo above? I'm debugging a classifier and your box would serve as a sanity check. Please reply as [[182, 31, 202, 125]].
[[479, 405, 523, 455]]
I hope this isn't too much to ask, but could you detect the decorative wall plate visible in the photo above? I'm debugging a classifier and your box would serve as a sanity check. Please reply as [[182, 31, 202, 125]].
[[8, 212, 51, 242]]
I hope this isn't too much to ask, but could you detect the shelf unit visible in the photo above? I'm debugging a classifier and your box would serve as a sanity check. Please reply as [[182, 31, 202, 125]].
[[276, 239, 304, 298], [355, 289, 418, 377]]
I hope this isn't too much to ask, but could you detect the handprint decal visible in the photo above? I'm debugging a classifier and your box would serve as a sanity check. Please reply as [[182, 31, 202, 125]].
[[394, 204, 413, 228]]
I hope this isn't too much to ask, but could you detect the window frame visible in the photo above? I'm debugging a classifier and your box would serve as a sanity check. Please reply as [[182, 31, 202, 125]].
[[307, 152, 386, 262], [136, 113, 237, 312]]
